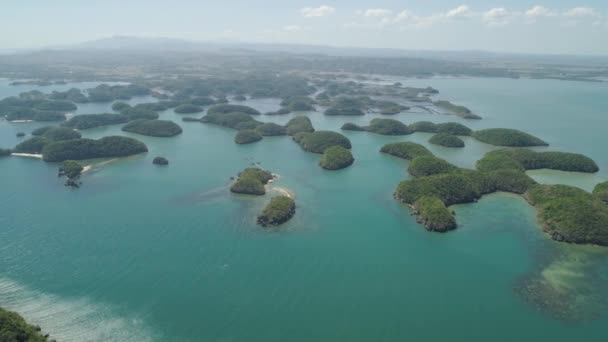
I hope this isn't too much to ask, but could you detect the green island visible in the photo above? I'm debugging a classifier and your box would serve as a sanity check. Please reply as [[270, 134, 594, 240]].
[[41, 136, 148, 162], [207, 104, 261, 116], [234, 129, 263, 144], [434, 100, 481, 119], [191, 97, 216, 106], [293, 131, 352, 153], [122, 119, 183, 137], [281, 96, 316, 111], [384, 141, 607, 244], [473, 128, 548, 147], [341, 123, 366, 131], [366, 118, 411, 135], [0, 148, 11, 156], [429, 133, 465, 148], [50, 88, 88, 103], [0, 307, 50, 342], [319, 146, 354, 170], [174, 104, 203, 114], [257, 196, 296, 227], [14, 127, 82, 154], [285, 116, 314, 136], [233, 95, 247, 102], [199, 111, 262, 130], [324, 97, 365, 116], [374, 100, 409, 115], [342, 119, 472, 137], [86, 84, 150, 102], [476, 148, 599, 173], [112, 101, 131, 112], [0, 94, 69, 121], [594, 181, 608, 203], [153, 156, 169, 165], [380, 142, 432, 160], [256, 122, 287, 136], [63, 113, 130, 129], [230, 168, 274, 195], [58, 160, 84, 188], [16, 132, 26, 138]]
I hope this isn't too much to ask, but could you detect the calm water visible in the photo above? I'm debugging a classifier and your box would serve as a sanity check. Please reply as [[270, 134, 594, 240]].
[[1, 78, 608, 341]]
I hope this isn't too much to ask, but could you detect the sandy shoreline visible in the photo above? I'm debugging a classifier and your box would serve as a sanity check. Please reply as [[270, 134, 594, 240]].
[[11, 153, 43, 159], [10, 120, 34, 123], [269, 186, 295, 199]]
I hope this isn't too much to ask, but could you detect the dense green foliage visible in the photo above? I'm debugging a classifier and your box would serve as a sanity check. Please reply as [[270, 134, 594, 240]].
[[409, 121, 438, 133], [63, 113, 130, 129], [0, 307, 48, 342], [174, 104, 203, 114], [0, 96, 69, 121], [476, 148, 599, 173], [41, 136, 148, 162], [341, 123, 365, 131], [414, 196, 457, 232], [111, 101, 131, 112], [380, 142, 432, 160], [200, 112, 263, 130], [593, 181, 608, 203], [31, 126, 53, 136], [153, 156, 169, 165], [207, 104, 260, 115], [191, 97, 216, 106], [366, 118, 411, 135], [281, 96, 315, 111], [38, 127, 81, 141], [285, 116, 314, 136], [434, 100, 481, 119], [428, 133, 465, 148], [230, 168, 273, 195], [527, 185, 608, 246], [122, 119, 183, 137], [13, 137, 49, 154], [87, 84, 150, 102], [293, 131, 352, 153], [60, 160, 83, 179], [257, 196, 296, 227], [256, 123, 286, 136], [324, 107, 365, 116], [319, 146, 354, 170], [473, 128, 548, 147], [375, 100, 408, 115], [407, 156, 458, 177], [324, 96, 365, 116], [50, 88, 88, 103], [436, 122, 473, 136], [234, 129, 263, 144]]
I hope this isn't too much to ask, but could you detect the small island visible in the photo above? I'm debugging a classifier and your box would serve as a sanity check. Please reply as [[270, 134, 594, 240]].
[[473, 128, 548, 147], [341, 123, 365, 131], [14, 127, 82, 154], [153, 156, 169, 165], [41, 136, 148, 162], [16, 132, 26, 138], [1, 148, 11, 157], [293, 131, 352, 153], [59, 160, 84, 188], [63, 113, 130, 130], [434, 100, 481, 119], [265, 108, 291, 115], [324, 97, 365, 116], [429, 133, 465, 148], [257, 196, 296, 227], [285, 116, 314, 136], [234, 129, 263, 144], [407, 155, 458, 177], [191, 97, 216, 106], [380, 142, 432, 160], [281, 96, 316, 112], [230, 168, 274, 195], [366, 118, 411, 135], [207, 104, 261, 115], [476, 148, 599, 173], [319, 146, 354, 170], [199, 111, 262, 130], [413, 196, 456, 232], [174, 104, 203, 114], [122, 119, 183, 137], [256, 123, 287, 136]]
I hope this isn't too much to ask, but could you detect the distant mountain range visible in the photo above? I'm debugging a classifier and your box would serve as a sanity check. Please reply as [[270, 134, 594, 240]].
[[64, 36, 607, 66]]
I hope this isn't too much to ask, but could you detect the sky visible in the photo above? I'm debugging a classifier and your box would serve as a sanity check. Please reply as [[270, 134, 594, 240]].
[[1, 1, 608, 55]]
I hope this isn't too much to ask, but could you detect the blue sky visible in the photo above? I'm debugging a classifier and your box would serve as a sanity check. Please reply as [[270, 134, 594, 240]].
[[2, 1, 607, 55]]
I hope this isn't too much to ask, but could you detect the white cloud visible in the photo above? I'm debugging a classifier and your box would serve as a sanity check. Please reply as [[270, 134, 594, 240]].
[[446, 5, 473, 18], [525, 6, 555, 18], [363, 8, 392, 17], [483, 8, 511, 26], [301, 5, 335, 18], [564, 7, 598, 17]]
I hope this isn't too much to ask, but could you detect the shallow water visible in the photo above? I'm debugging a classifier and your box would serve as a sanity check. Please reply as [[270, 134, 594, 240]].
[[1, 77, 608, 341]]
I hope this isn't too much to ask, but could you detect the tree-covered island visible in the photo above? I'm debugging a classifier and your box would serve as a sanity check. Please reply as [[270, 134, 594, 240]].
[[319, 146, 354, 170], [293, 131, 352, 153], [230, 168, 274, 195], [473, 128, 548, 147], [429, 133, 465, 148], [257, 196, 296, 227], [122, 119, 183, 137]]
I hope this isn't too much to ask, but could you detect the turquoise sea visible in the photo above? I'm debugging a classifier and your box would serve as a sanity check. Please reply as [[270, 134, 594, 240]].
[[1, 77, 608, 341]]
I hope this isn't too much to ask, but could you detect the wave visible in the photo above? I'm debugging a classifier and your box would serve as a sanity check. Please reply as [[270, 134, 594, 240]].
[[0, 277, 156, 342]]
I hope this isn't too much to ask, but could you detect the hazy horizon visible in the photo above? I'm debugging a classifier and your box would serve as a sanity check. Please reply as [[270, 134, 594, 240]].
[[2, 1, 608, 55]]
